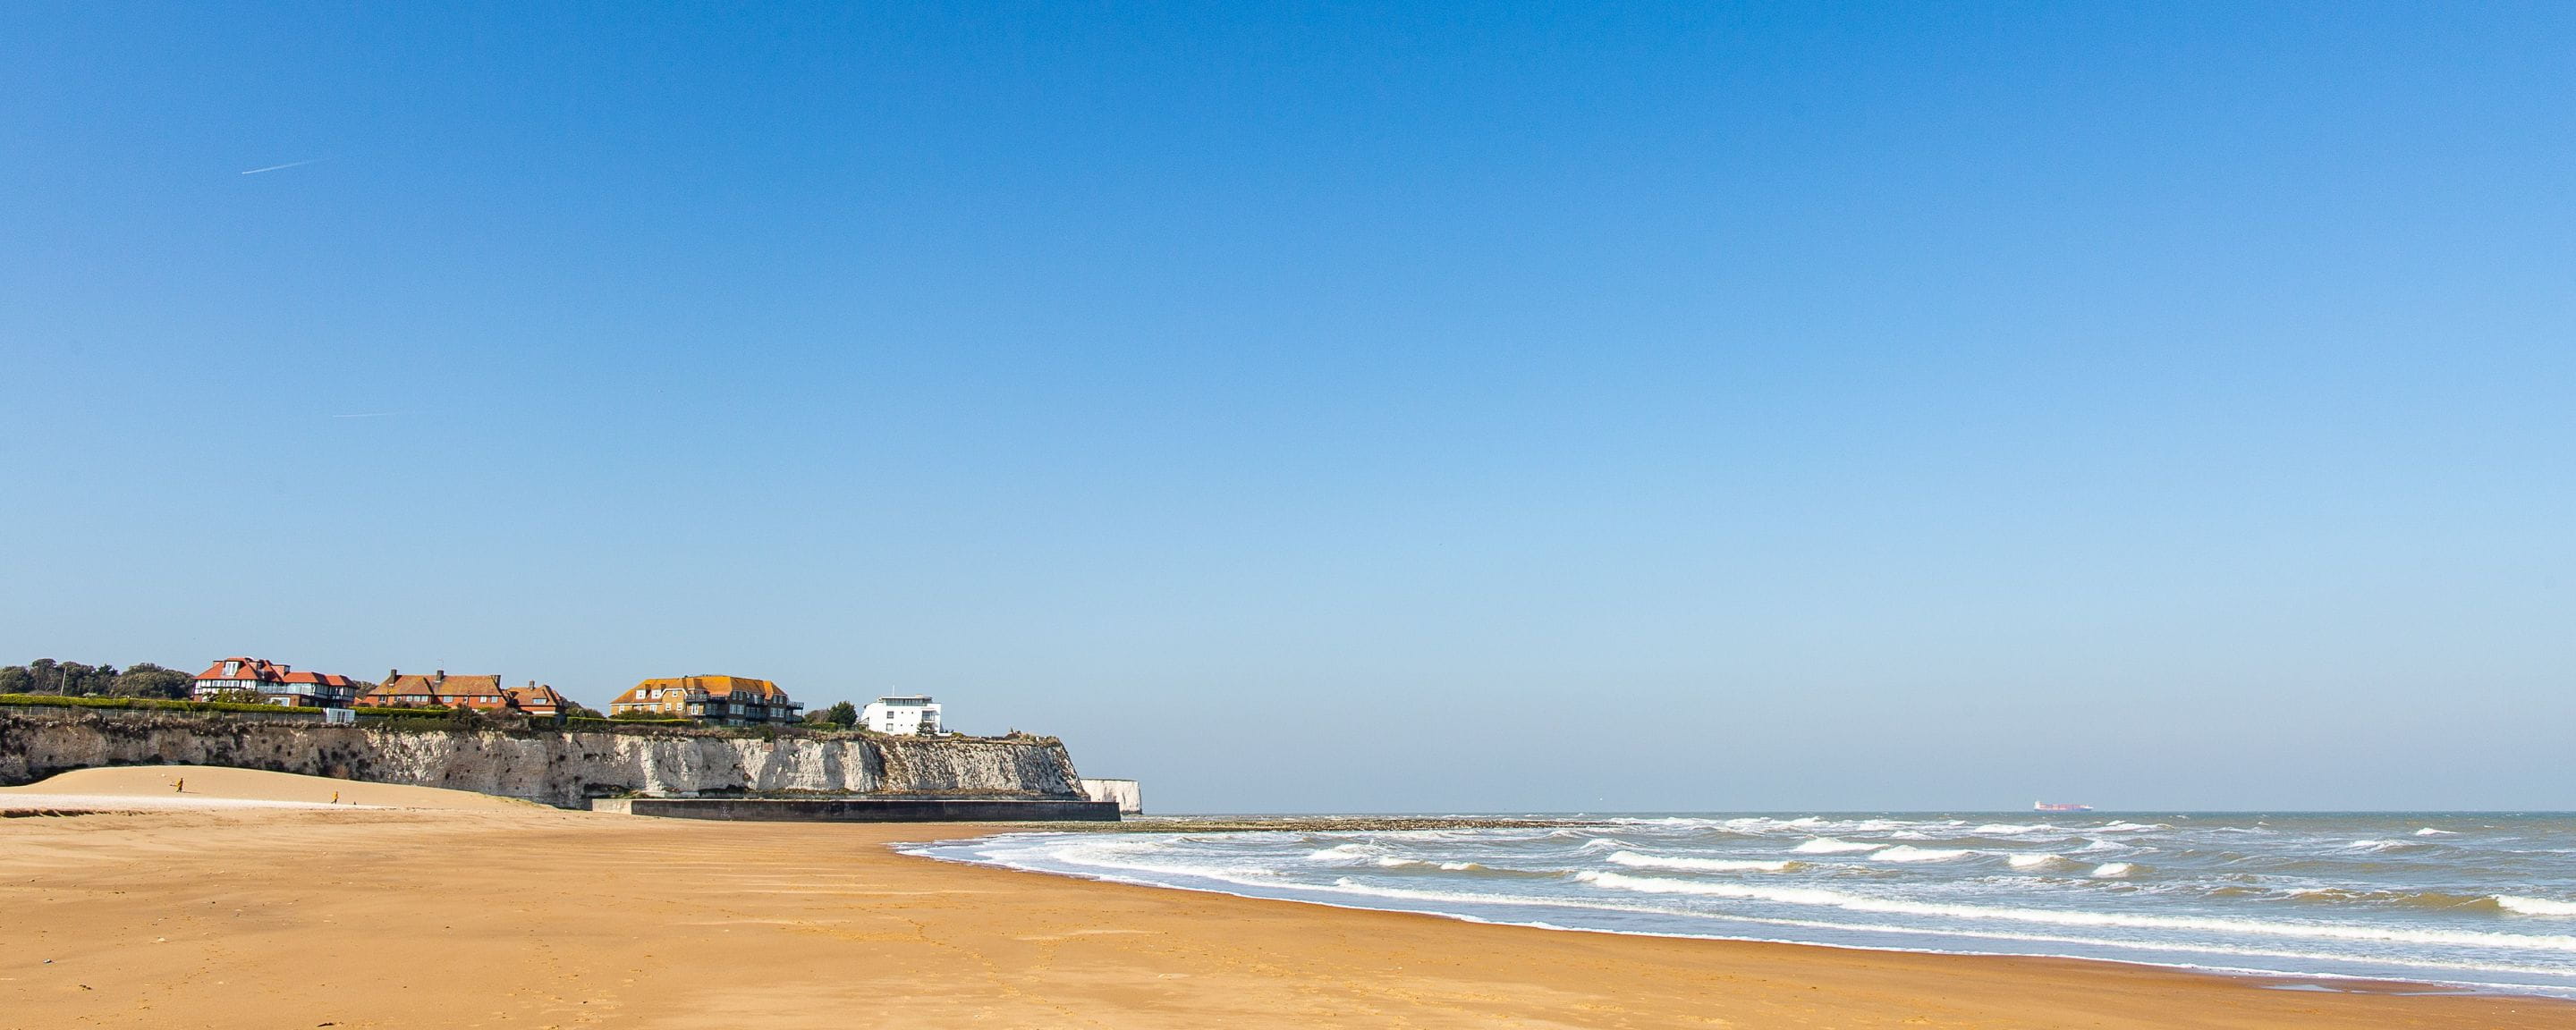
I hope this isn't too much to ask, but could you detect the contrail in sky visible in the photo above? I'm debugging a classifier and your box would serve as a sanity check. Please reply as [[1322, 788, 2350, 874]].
[[240, 159, 321, 175]]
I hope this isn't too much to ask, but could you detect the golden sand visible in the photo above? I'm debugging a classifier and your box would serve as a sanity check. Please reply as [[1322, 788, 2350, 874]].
[[1, 769, 2566, 1029], [0, 764, 542, 813]]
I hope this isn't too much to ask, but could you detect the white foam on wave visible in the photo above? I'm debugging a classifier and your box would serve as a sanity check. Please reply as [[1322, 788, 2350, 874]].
[[1872, 846, 1973, 864], [1377, 857, 1487, 872], [2091, 863, 2137, 878], [1370, 855, 1494, 870], [2414, 827, 2459, 837], [1975, 823, 2057, 836], [1569, 871, 2576, 952], [1309, 842, 1380, 860], [1792, 837, 1880, 854], [1721, 816, 1931, 837], [1574, 837, 1637, 855], [2095, 822, 2167, 833], [2007, 853, 2066, 869], [2499, 896, 2576, 917], [997, 835, 1290, 881], [912, 833, 2576, 992], [2076, 838, 2126, 853], [1607, 851, 1795, 874]]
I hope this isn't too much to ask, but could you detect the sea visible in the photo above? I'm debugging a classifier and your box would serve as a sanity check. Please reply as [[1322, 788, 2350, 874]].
[[905, 813, 2576, 998]]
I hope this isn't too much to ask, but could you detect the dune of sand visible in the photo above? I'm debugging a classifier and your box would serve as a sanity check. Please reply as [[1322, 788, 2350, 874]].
[[0, 764, 537, 812]]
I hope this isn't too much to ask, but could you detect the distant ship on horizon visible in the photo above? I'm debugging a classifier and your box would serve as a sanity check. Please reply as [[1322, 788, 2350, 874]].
[[2033, 801, 2093, 813]]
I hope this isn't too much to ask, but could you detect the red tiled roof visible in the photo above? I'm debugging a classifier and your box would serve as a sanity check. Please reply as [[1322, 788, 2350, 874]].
[[193, 656, 355, 688]]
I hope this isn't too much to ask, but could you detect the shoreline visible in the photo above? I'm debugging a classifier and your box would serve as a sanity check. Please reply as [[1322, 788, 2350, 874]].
[[899, 830, 2575, 1002], [4, 798, 2568, 1027]]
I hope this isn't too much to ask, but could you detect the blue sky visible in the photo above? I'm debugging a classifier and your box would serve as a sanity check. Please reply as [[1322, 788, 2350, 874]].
[[4, 3, 2572, 811]]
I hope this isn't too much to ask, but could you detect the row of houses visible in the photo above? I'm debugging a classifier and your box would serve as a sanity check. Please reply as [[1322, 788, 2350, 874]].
[[185, 656, 945, 733], [191, 658, 572, 716]]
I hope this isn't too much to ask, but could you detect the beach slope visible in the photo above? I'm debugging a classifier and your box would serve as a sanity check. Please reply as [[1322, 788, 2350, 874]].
[[0, 780, 2564, 1028]]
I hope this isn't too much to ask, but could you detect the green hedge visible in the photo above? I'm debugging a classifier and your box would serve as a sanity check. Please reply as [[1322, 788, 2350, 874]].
[[564, 715, 694, 729], [0, 694, 329, 717]]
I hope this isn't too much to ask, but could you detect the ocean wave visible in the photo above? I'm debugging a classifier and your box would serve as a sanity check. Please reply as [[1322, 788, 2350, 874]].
[[2285, 889, 2498, 912], [1974, 823, 2059, 836], [1570, 871, 2576, 951], [1573, 837, 1637, 855], [1872, 846, 1973, 864], [1373, 857, 1488, 872], [2344, 840, 2406, 852], [1607, 851, 1797, 874], [1025, 844, 1288, 881], [2499, 896, 2576, 917], [2414, 827, 2460, 837], [1727, 816, 1921, 835], [2075, 838, 2127, 853], [914, 834, 2576, 994], [2090, 863, 2137, 878], [1792, 837, 1880, 854], [2006, 853, 2066, 870]]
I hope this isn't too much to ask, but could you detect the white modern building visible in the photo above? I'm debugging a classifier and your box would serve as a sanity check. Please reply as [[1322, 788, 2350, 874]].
[[860, 695, 942, 735]]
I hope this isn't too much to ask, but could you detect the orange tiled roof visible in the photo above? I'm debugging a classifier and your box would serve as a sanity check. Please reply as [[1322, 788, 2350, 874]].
[[505, 684, 566, 708], [613, 675, 789, 706]]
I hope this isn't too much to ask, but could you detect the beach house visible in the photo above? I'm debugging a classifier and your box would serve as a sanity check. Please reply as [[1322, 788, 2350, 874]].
[[607, 675, 801, 726], [189, 657, 363, 708], [356, 670, 515, 710], [860, 695, 942, 735]]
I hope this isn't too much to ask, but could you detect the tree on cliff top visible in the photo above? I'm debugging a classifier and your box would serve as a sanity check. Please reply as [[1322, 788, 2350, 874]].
[[109, 663, 193, 699], [799, 700, 858, 727], [0, 659, 191, 697]]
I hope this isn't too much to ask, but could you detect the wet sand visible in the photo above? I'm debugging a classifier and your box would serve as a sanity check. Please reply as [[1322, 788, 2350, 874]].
[[1, 769, 2567, 1029]]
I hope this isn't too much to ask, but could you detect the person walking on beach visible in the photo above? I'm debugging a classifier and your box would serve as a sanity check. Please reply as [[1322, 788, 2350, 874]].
[[174, 777, 184, 793]]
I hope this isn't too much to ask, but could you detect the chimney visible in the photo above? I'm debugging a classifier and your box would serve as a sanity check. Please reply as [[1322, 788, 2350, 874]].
[[434, 670, 445, 683], [386, 669, 399, 685]]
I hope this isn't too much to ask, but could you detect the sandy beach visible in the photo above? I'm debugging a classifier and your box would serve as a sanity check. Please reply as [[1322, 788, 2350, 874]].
[[2, 769, 2567, 1029]]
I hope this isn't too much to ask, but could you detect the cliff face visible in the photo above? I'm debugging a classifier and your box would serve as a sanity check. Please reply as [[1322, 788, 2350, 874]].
[[0, 707, 1085, 809]]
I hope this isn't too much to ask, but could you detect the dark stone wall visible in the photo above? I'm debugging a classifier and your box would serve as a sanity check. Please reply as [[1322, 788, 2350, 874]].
[[609, 797, 1121, 822]]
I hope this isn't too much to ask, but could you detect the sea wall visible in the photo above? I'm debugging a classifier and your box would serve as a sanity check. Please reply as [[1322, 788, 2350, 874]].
[[0, 706, 1085, 809], [598, 797, 1120, 822]]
